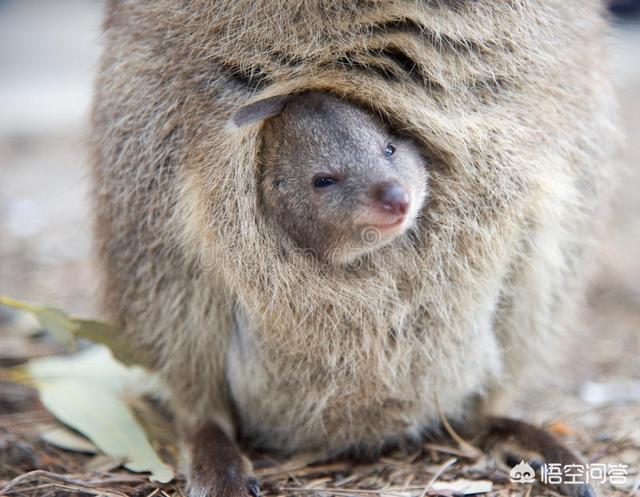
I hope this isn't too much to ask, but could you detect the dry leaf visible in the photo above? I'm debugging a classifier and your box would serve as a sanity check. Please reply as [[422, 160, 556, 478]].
[[38, 379, 173, 483], [16, 347, 174, 483], [429, 479, 493, 495], [40, 425, 98, 454]]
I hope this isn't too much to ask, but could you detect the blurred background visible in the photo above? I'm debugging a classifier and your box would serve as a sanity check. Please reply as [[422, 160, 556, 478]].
[[0, 1, 101, 315], [0, 0, 638, 490]]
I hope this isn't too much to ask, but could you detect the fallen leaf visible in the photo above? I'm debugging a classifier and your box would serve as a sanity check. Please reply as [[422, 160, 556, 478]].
[[40, 425, 98, 454], [429, 479, 493, 495], [86, 454, 129, 473], [38, 378, 173, 483], [0, 295, 76, 349], [73, 318, 148, 367], [0, 295, 149, 367], [23, 346, 151, 394], [14, 346, 173, 483]]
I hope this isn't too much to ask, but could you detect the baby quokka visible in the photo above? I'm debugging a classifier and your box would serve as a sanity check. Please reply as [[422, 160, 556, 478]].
[[238, 92, 428, 263]]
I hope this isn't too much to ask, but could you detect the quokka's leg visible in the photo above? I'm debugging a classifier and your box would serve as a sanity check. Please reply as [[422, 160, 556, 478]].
[[482, 416, 594, 497], [184, 422, 260, 497]]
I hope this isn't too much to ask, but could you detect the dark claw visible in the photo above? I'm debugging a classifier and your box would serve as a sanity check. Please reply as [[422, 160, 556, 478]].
[[247, 476, 261, 497]]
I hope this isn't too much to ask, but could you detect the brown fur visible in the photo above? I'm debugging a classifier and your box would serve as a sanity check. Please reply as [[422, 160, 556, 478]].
[[90, 1, 617, 495], [184, 423, 258, 497]]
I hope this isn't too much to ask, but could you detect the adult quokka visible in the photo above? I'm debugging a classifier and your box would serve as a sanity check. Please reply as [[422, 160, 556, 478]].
[[91, 2, 617, 497]]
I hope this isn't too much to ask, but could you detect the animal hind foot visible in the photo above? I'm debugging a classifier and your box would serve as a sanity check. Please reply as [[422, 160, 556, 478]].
[[483, 416, 595, 497], [186, 422, 260, 497]]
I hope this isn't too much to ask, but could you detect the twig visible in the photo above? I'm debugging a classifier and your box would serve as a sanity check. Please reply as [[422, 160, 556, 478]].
[[2, 481, 128, 497], [0, 411, 51, 426], [257, 461, 351, 478], [423, 443, 478, 459], [417, 457, 457, 497], [279, 486, 409, 496], [0, 470, 144, 495], [434, 395, 482, 458], [399, 474, 414, 493]]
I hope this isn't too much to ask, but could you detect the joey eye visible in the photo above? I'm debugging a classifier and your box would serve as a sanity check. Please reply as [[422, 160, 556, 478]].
[[384, 144, 396, 157], [313, 175, 338, 188]]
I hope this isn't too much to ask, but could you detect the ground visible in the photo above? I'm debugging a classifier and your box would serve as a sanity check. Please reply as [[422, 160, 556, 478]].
[[0, 2, 638, 497]]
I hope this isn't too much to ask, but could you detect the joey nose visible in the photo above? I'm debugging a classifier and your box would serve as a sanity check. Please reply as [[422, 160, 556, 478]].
[[374, 182, 410, 216]]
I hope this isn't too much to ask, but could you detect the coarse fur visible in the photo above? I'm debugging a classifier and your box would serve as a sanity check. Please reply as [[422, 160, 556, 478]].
[[90, 0, 617, 488]]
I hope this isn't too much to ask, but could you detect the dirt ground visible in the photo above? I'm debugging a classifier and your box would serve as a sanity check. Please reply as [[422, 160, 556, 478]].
[[0, 2, 638, 497]]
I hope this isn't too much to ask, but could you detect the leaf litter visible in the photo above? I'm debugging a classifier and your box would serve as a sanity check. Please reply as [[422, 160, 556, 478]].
[[0, 297, 639, 497]]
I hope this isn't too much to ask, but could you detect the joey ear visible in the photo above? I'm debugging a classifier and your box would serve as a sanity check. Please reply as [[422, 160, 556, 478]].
[[233, 95, 291, 127]]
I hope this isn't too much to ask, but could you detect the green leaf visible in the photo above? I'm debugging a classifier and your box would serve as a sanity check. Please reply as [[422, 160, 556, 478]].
[[0, 295, 149, 367]]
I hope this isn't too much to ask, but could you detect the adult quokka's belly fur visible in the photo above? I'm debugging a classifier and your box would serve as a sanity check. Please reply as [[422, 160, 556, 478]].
[[226, 293, 504, 453]]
